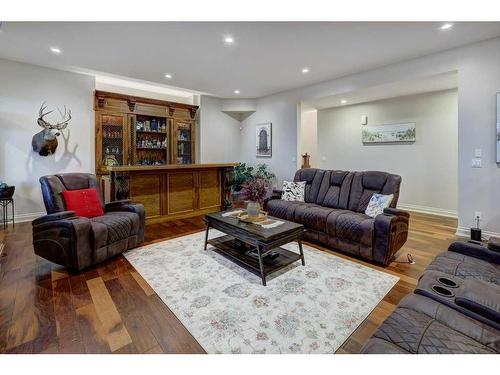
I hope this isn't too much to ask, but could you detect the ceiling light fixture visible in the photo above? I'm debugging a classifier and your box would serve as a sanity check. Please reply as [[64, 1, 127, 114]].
[[301, 67, 310, 74], [234, 90, 240, 94], [341, 99, 347, 104], [164, 73, 172, 79], [440, 23, 453, 30], [224, 35, 234, 45], [50, 46, 62, 54]]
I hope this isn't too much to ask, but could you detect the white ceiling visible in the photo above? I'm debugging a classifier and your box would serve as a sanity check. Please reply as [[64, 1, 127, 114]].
[[0, 22, 499, 99], [303, 71, 458, 110]]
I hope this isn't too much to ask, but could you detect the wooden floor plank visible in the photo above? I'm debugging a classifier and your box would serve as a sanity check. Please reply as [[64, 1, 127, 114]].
[[86, 277, 132, 352]]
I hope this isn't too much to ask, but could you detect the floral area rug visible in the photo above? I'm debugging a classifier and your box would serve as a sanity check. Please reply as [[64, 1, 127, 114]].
[[124, 230, 398, 354]]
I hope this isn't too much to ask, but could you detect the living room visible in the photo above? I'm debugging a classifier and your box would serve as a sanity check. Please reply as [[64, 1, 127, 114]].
[[1, 1, 499, 374]]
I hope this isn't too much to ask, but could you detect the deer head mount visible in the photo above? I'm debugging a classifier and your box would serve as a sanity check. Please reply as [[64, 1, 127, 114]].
[[32, 102, 72, 156]]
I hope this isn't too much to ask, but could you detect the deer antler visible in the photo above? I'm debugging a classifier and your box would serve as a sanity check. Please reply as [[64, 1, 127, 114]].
[[37, 102, 71, 130]]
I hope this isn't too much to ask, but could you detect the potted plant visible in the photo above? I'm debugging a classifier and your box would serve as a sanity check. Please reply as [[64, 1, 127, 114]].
[[241, 176, 268, 217], [0, 180, 15, 199], [232, 163, 254, 192]]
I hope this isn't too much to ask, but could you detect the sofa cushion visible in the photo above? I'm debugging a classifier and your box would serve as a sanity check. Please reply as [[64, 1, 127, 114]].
[[266, 200, 316, 221], [293, 168, 325, 203], [348, 171, 401, 213], [327, 211, 374, 246], [281, 181, 306, 202], [90, 211, 139, 245], [426, 251, 500, 286], [315, 170, 353, 209], [62, 188, 104, 218], [293, 204, 337, 232]]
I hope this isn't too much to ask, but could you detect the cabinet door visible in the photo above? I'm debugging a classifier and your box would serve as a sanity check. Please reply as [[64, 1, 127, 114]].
[[172, 119, 195, 164], [96, 112, 127, 174], [199, 170, 221, 210], [167, 172, 196, 215]]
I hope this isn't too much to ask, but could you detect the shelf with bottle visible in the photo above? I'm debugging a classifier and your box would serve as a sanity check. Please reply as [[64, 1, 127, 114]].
[[136, 135, 168, 150], [103, 129, 123, 138], [104, 145, 122, 155], [136, 117, 167, 133], [137, 155, 166, 166]]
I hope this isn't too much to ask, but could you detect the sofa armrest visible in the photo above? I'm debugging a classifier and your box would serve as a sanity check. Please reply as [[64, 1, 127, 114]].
[[32, 216, 93, 271], [263, 189, 283, 211], [448, 241, 500, 265], [373, 210, 410, 265], [384, 207, 410, 218], [32, 211, 77, 226], [105, 202, 146, 244], [104, 199, 132, 211]]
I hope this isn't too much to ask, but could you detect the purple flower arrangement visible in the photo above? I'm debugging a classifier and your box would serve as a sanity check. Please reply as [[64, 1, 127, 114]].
[[241, 176, 268, 203]]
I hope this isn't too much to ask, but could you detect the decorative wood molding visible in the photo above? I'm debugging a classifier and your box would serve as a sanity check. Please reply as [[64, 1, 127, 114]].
[[97, 96, 105, 108], [189, 107, 197, 119], [94, 90, 198, 113], [168, 106, 175, 117], [127, 99, 136, 112]]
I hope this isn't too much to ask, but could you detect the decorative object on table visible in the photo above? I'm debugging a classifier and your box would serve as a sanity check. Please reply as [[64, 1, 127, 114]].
[[238, 211, 268, 223], [241, 176, 268, 217], [301, 153, 311, 168], [32, 102, 72, 156], [496, 92, 500, 163], [0, 180, 15, 229], [362, 122, 416, 143], [256, 122, 272, 157], [281, 180, 306, 202], [365, 193, 394, 218]]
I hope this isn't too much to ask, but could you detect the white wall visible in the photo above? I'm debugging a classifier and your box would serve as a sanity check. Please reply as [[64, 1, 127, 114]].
[[317, 90, 458, 216], [300, 110, 319, 167], [235, 37, 500, 235], [0, 58, 95, 220], [199, 95, 241, 163]]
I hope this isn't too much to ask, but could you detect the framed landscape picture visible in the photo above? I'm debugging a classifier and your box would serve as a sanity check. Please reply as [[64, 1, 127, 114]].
[[256, 122, 272, 157], [362, 122, 416, 144]]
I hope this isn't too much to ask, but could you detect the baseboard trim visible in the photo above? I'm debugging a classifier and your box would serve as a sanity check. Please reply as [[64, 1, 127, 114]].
[[397, 203, 457, 218], [12, 212, 44, 224], [455, 226, 500, 240]]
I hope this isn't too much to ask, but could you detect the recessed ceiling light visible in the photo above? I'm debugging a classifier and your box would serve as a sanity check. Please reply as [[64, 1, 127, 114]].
[[301, 67, 310, 74], [440, 23, 453, 30], [234, 90, 240, 94], [164, 73, 172, 79], [340, 99, 347, 104], [224, 35, 234, 45], [50, 46, 62, 54]]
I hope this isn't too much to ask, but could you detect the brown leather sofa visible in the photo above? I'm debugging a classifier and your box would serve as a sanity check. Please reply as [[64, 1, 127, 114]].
[[362, 240, 500, 353], [32, 173, 145, 271], [265, 168, 409, 265]]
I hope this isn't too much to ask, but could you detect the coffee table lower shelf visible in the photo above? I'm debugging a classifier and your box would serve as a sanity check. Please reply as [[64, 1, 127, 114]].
[[207, 235, 303, 285]]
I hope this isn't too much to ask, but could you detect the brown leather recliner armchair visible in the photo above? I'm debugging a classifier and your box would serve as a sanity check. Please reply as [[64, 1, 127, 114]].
[[32, 173, 145, 271]]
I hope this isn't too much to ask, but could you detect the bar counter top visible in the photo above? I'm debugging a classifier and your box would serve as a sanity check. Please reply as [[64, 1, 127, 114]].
[[107, 163, 238, 172]]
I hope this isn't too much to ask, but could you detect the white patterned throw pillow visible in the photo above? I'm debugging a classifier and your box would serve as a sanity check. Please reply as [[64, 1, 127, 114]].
[[281, 181, 306, 202], [365, 194, 394, 218]]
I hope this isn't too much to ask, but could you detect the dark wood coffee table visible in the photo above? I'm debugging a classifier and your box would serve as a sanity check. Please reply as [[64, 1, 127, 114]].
[[204, 211, 305, 286]]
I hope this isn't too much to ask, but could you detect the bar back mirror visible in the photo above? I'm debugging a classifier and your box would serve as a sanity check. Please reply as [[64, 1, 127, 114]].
[[497, 92, 500, 163]]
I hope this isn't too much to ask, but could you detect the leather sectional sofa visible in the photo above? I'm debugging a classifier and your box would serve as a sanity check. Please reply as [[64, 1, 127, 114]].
[[32, 173, 145, 271], [362, 240, 500, 353], [265, 168, 409, 265]]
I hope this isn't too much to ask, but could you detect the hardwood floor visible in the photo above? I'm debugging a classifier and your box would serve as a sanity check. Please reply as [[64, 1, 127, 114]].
[[0, 212, 459, 354]]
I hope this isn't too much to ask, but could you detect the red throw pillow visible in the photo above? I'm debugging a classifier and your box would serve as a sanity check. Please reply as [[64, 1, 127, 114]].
[[62, 188, 104, 218]]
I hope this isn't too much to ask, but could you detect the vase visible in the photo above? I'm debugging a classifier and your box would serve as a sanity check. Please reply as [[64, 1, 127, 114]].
[[246, 201, 260, 217]]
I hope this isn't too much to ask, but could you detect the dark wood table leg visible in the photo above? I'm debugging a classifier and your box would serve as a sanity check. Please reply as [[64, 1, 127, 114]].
[[204, 221, 210, 250], [257, 243, 266, 286], [298, 238, 305, 266], [11, 199, 14, 227]]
